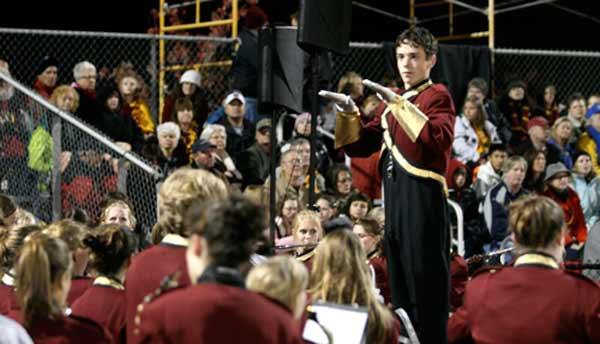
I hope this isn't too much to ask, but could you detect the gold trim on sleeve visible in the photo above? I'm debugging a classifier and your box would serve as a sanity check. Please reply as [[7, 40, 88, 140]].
[[334, 110, 362, 149], [386, 98, 428, 143]]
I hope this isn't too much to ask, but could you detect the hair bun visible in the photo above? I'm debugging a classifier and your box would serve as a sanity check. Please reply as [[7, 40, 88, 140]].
[[83, 235, 102, 251]]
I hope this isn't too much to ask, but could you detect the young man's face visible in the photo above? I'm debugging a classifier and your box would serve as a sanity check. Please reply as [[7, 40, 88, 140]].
[[396, 42, 436, 89], [489, 150, 508, 171], [569, 99, 586, 120]]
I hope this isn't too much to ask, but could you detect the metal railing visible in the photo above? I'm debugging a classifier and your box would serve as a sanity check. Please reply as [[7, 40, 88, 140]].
[[0, 71, 160, 233]]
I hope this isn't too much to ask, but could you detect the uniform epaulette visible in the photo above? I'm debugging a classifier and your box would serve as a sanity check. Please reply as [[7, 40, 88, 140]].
[[133, 271, 181, 336], [563, 269, 600, 288], [470, 265, 504, 278]]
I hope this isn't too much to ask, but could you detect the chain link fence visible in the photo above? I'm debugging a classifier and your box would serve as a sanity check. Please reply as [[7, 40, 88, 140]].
[[0, 71, 160, 235], [0, 28, 237, 124], [494, 48, 600, 103]]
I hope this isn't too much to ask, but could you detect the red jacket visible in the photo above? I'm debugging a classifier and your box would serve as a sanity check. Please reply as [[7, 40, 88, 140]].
[[135, 284, 304, 344], [25, 314, 113, 344], [125, 236, 190, 344], [542, 187, 588, 246], [71, 282, 126, 344], [67, 276, 93, 306], [369, 255, 391, 305], [449, 259, 600, 343], [343, 82, 456, 176]]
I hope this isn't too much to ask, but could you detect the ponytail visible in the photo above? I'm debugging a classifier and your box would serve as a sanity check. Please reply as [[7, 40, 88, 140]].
[[16, 233, 71, 328]]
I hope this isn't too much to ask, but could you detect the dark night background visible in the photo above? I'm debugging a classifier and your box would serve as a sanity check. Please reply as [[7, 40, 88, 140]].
[[1, 1, 599, 50]]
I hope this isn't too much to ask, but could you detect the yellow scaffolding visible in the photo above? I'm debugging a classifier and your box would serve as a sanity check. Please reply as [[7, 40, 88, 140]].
[[409, 0, 495, 49], [158, 0, 239, 123]]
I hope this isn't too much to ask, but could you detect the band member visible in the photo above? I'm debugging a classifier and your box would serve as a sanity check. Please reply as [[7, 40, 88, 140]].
[[134, 196, 303, 343], [320, 26, 455, 343], [125, 169, 228, 344], [14, 232, 112, 343], [71, 224, 137, 343], [292, 210, 323, 271], [449, 195, 600, 343], [353, 217, 391, 305]]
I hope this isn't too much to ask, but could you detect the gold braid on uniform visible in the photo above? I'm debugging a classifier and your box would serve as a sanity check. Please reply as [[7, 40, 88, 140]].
[[133, 271, 181, 336]]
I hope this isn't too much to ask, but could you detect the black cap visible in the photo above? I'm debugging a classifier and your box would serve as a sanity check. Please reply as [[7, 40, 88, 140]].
[[191, 139, 216, 153], [36, 55, 59, 76]]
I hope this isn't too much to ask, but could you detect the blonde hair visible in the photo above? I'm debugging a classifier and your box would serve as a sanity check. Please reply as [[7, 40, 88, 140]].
[[100, 200, 137, 228], [550, 117, 572, 142], [291, 210, 322, 242], [152, 168, 228, 243], [200, 124, 227, 142], [309, 230, 394, 343], [247, 256, 308, 314], [43, 220, 87, 252], [50, 85, 80, 112], [0, 225, 42, 274], [337, 71, 363, 95], [509, 195, 565, 249], [16, 232, 71, 328], [502, 155, 528, 174]]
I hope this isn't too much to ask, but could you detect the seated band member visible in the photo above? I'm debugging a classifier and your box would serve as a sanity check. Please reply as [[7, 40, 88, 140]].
[[134, 196, 303, 343], [292, 210, 323, 272], [14, 232, 112, 343], [71, 224, 137, 343], [449, 195, 600, 343]]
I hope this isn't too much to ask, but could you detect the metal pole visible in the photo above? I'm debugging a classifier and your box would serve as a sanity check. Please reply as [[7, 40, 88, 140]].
[[307, 52, 320, 208], [150, 38, 158, 123], [51, 116, 62, 221], [159, 0, 166, 124]]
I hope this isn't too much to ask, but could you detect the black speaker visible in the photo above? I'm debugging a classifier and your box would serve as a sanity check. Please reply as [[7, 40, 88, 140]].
[[297, 0, 352, 55], [258, 26, 304, 113]]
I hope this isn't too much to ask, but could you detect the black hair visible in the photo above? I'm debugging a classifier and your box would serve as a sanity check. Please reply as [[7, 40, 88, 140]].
[[396, 26, 438, 57], [83, 224, 137, 276], [186, 195, 265, 268]]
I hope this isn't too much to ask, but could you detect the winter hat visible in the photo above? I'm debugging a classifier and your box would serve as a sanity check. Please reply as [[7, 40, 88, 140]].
[[527, 116, 549, 131], [507, 79, 526, 91], [179, 70, 202, 87], [585, 103, 600, 120], [36, 55, 59, 76], [544, 162, 570, 182]]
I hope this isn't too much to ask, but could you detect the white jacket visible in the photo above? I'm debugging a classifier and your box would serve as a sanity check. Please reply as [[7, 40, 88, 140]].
[[453, 115, 501, 164]]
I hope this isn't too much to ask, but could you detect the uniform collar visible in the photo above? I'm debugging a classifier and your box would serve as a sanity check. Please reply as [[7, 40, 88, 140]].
[[161, 233, 189, 247], [402, 79, 433, 99], [197, 265, 245, 289], [1, 269, 15, 287], [514, 252, 559, 269], [93, 276, 125, 290]]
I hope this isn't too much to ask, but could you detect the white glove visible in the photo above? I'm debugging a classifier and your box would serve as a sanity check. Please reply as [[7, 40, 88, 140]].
[[362, 79, 401, 103], [318, 90, 357, 113]]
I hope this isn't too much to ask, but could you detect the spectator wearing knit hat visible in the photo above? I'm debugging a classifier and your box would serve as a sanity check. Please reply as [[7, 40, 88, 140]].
[[577, 103, 600, 175], [541, 162, 587, 260], [516, 116, 561, 165], [497, 79, 536, 150], [32, 55, 58, 99], [160, 69, 210, 128]]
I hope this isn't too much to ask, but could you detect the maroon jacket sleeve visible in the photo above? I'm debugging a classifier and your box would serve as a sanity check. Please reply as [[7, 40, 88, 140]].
[[417, 89, 456, 154], [569, 190, 587, 244]]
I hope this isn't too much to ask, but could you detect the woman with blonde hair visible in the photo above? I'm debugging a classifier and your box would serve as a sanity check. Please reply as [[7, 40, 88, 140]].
[[44, 220, 91, 306], [449, 195, 600, 343], [453, 95, 501, 165], [291, 210, 323, 270], [0, 225, 42, 317], [548, 116, 575, 168], [15, 232, 111, 342], [246, 255, 309, 319], [310, 229, 398, 343]]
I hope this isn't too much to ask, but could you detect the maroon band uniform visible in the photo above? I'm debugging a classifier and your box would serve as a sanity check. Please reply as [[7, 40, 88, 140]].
[[368, 252, 391, 305], [71, 276, 126, 343], [125, 234, 190, 344], [24, 314, 113, 343], [67, 276, 93, 306], [134, 283, 304, 344], [339, 79, 455, 343], [448, 253, 600, 343]]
